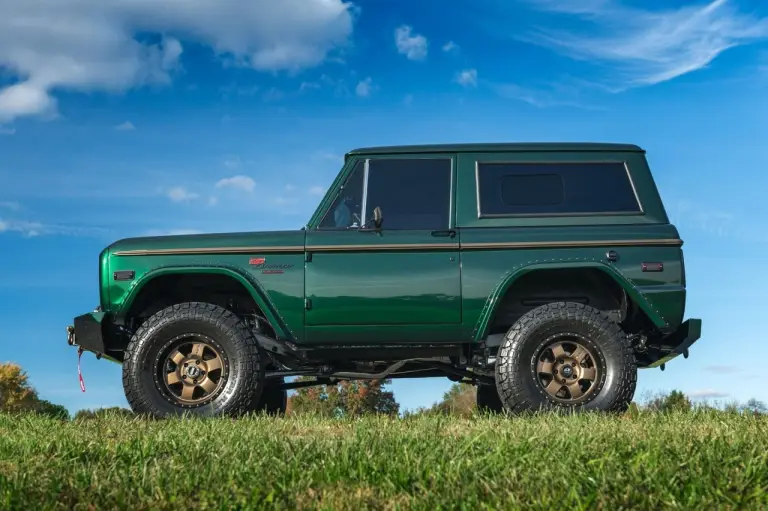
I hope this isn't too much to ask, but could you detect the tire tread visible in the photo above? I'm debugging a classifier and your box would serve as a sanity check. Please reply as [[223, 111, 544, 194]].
[[495, 301, 636, 414], [122, 302, 264, 418]]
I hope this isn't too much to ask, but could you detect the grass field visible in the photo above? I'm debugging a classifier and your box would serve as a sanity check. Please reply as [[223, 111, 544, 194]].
[[0, 410, 766, 510]]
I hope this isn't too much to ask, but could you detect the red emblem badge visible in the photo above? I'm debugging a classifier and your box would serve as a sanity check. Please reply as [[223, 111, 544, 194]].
[[249, 257, 266, 265]]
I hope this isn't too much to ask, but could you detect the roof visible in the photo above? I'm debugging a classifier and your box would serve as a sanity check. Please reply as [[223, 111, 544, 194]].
[[346, 142, 644, 157]]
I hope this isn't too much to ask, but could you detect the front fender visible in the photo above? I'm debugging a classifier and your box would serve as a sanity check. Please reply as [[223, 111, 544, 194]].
[[473, 260, 667, 342], [116, 264, 294, 341]]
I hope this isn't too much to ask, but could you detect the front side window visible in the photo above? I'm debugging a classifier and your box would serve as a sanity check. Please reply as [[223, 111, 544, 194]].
[[365, 158, 452, 230], [318, 160, 365, 229]]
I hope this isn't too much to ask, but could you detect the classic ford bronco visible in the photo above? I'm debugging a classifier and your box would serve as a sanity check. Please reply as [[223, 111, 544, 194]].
[[67, 142, 702, 417]]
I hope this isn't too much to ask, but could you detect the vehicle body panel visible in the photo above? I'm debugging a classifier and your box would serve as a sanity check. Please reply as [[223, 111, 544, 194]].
[[106, 230, 306, 341]]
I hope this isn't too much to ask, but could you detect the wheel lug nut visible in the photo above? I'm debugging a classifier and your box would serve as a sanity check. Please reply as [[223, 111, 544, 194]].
[[184, 363, 188, 367], [195, 360, 200, 365], [558, 359, 564, 364], [553, 369, 558, 374], [182, 375, 187, 379], [193, 379, 198, 384], [561, 378, 566, 383]]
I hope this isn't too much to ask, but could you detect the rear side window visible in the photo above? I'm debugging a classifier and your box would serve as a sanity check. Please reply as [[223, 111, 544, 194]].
[[476, 161, 641, 216]]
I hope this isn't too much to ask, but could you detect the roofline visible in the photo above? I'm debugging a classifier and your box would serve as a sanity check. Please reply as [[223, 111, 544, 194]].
[[346, 142, 645, 159]]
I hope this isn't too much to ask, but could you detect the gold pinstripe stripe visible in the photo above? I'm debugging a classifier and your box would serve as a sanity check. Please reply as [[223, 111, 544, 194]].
[[309, 243, 457, 251], [460, 239, 683, 250], [113, 238, 682, 256], [113, 246, 304, 256]]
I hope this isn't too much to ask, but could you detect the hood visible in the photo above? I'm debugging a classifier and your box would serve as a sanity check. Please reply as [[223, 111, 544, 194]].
[[106, 229, 306, 255]]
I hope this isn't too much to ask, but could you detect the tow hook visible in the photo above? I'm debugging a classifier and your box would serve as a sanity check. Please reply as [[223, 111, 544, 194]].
[[66, 325, 75, 346]]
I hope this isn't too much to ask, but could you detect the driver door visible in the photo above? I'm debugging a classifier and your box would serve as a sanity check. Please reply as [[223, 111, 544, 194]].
[[304, 155, 462, 345]]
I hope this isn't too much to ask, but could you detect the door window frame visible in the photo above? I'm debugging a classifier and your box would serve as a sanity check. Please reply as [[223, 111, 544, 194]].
[[309, 154, 457, 231]]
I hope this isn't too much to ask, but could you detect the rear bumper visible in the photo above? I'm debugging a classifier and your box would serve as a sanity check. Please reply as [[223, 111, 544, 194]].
[[66, 310, 112, 360], [647, 318, 702, 368]]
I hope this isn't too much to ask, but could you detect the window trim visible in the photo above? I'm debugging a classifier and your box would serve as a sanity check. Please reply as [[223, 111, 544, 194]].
[[316, 158, 367, 230], [360, 158, 370, 225], [474, 160, 644, 219], [316, 155, 455, 231], [364, 156, 454, 230]]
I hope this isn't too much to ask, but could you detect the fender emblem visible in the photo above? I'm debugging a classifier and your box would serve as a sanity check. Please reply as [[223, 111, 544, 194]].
[[249, 257, 266, 265]]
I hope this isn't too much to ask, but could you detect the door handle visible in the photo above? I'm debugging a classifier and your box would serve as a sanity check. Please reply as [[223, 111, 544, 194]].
[[431, 230, 456, 238]]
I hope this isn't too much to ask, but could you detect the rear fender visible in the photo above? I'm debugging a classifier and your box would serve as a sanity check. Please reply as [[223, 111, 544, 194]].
[[473, 261, 667, 342]]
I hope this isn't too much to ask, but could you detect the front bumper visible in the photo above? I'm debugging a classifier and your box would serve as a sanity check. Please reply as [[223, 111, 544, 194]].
[[647, 318, 702, 368], [67, 310, 110, 359]]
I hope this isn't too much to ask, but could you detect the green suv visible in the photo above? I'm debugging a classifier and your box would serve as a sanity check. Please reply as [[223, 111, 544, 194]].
[[66, 142, 702, 417]]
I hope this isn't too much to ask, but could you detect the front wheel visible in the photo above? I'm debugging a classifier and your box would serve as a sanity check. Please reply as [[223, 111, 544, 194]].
[[495, 302, 637, 414], [122, 302, 266, 418]]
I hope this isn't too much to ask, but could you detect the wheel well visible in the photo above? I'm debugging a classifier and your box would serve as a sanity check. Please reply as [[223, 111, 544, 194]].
[[123, 273, 274, 337], [487, 268, 654, 336]]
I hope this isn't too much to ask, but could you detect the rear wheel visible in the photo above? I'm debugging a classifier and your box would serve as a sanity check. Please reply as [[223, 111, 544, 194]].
[[495, 302, 636, 414], [122, 302, 265, 418]]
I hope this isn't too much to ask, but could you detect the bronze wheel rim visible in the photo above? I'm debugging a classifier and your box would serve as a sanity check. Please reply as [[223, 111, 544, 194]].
[[157, 335, 227, 406], [534, 334, 600, 404]]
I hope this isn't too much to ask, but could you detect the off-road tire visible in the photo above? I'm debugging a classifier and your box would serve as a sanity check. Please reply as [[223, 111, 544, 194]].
[[122, 302, 265, 418], [495, 302, 636, 414], [257, 378, 288, 416], [476, 384, 504, 414]]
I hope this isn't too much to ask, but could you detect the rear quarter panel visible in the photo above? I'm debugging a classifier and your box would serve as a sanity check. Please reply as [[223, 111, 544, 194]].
[[455, 150, 686, 340]]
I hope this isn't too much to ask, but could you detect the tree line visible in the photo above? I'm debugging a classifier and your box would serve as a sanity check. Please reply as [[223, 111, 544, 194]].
[[2, 361, 765, 419]]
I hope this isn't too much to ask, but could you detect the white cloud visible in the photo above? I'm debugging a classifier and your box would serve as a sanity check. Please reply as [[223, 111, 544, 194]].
[[299, 81, 321, 92], [207, 196, 218, 207], [220, 83, 260, 97], [395, 25, 428, 61], [0, 0, 355, 122], [215, 175, 256, 192], [313, 151, 343, 163], [0, 125, 15, 135], [0, 201, 19, 210], [114, 121, 136, 131], [355, 77, 375, 97], [284, 184, 297, 191], [144, 228, 204, 236], [491, 82, 600, 109], [167, 186, 199, 202], [309, 186, 325, 196], [704, 365, 740, 374], [688, 389, 730, 400], [521, 0, 768, 88], [262, 87, 285, 102], [0, 219, 42, 237], [272, 196, 299, 206], [0, 218, 106, 237], [442, 41, 459, 53], [455, 69, 478, 88], [223, 156, 242, 169]]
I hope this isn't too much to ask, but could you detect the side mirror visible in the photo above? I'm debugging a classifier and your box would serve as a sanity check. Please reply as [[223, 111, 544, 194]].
[[359, 207, 383, 232]]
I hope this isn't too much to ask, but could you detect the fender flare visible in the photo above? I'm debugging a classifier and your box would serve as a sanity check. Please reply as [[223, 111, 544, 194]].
[[116, 264, 295, 341], [472, 260, 667, 342]]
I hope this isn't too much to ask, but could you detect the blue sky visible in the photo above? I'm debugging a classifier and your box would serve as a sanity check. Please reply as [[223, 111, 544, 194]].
[[1, 0, 767, 414]]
